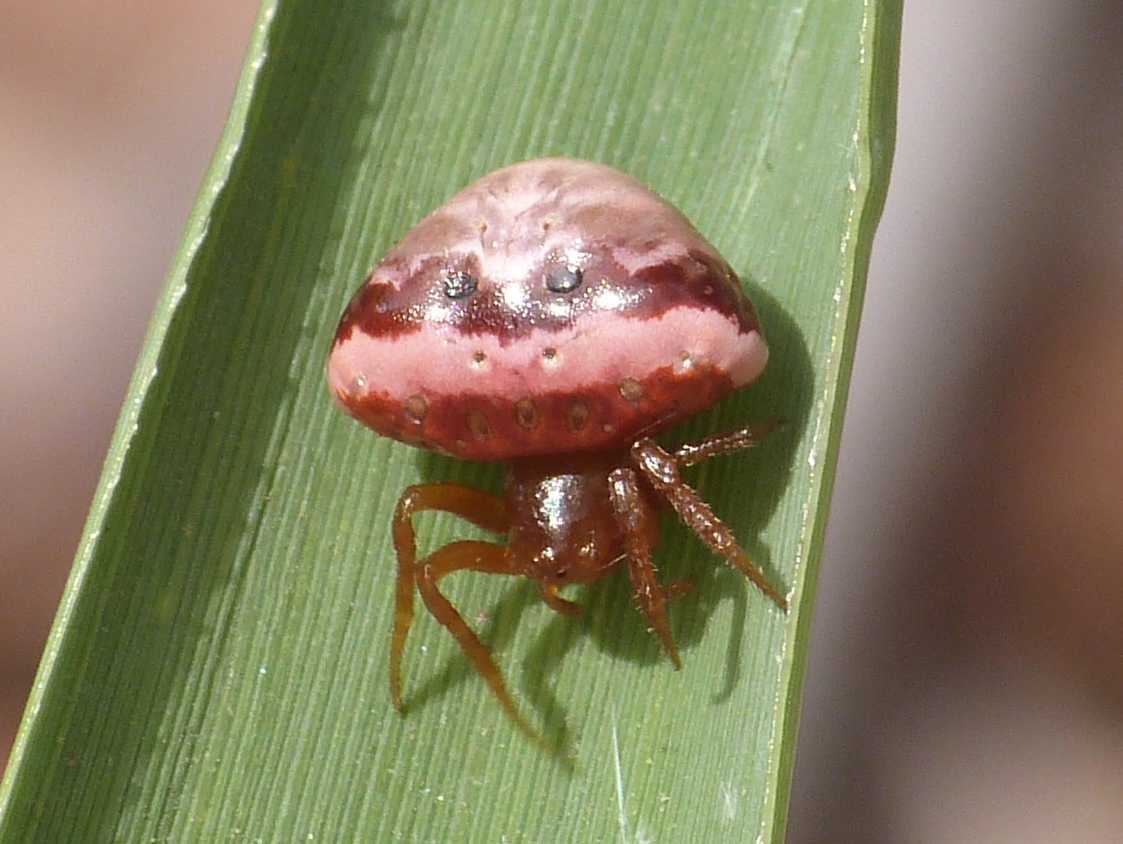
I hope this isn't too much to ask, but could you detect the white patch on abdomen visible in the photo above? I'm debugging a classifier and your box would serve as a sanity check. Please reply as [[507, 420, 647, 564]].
[[328, 306, 767, 404]]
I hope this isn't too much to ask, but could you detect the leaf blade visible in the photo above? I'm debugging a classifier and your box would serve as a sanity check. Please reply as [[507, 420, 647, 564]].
[[0, 1, 900, 841]]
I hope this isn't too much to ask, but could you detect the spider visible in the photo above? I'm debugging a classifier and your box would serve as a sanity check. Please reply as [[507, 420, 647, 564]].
[[327, 158, 786, 740]]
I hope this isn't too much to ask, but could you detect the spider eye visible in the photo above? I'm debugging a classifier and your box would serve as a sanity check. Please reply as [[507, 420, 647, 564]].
[[443, 271, 478, 299], [545, 265, 583, 293]]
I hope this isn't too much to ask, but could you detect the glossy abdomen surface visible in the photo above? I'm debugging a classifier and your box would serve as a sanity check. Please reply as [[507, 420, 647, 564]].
[[328, 158, 768, 460]]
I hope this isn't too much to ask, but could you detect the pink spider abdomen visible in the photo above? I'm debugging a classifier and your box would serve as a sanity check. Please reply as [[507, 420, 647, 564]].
[[327, 158, 767, 461]]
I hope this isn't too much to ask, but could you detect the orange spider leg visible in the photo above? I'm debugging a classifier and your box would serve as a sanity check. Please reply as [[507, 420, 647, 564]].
[[413, 539, 546, 744], [631, 439, 789, 611], [608, 466, 684, 668], [391, 483, 510, 711], [539, 583, 582, 616]]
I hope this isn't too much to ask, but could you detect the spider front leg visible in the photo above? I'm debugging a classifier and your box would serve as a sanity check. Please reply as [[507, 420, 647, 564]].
[[391, 483, 510, 710], [413, 539, 548, 743], [631, 435, 789, 611], [608, 466, 690, 668]]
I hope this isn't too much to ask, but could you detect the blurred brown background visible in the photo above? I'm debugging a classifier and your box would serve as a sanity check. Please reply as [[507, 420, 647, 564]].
[[2, 2, 1120, 840]]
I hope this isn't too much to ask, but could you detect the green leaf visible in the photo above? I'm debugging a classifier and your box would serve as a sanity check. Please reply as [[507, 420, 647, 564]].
[[0, 1, 899, 841]]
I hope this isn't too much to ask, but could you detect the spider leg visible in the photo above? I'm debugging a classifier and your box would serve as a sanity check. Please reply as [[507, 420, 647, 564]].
[[672, 417, 782, 467], [413, 539, 544, 743], [631, 439, 788, 611], [539, 583, 582, 616], [608, 466, 683, 668], [391, 483, 510, 711], [539, 568, 681, 615]]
